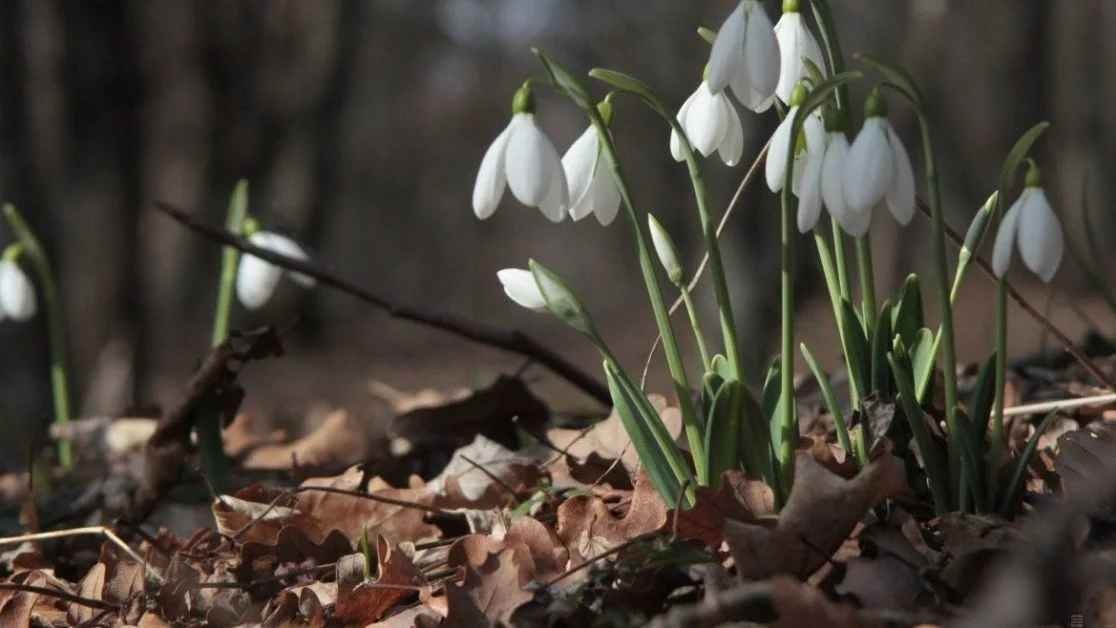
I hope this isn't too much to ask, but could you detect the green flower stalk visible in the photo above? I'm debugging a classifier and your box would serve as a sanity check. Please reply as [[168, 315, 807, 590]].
[[648, 213, 712, 370], [2, 205, 73, 468], [528, 55, 710, 484], [203, 180, 250, 490]]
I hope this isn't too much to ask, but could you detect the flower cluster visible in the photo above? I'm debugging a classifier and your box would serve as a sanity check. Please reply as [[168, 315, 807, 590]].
[[469, 0, 1070, 513]]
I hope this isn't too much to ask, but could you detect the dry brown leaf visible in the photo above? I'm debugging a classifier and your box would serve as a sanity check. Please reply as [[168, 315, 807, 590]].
[[768, 576, 886, 628], [556, 471, 668, 562], [242, 409, 371, 471], [547, 394, 684, 475], [387, 375, 548, 455], [335, 536, 424, 625], [726, 447, 907, 581], [67, 562, 106, 625], [455, 548, 534, 626], [371, 603, 442, 627], [296, 468, 441, 545], [429, 435, 543, 510], [672, 469, 775, 550], [99, 542, 146, 607]]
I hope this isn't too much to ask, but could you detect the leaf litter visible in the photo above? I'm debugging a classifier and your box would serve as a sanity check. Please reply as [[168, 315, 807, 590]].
[[3, 353, 1116, 626]]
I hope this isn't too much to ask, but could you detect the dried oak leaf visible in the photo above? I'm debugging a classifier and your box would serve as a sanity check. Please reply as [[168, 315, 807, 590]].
[[1057, 422, 1116, 512], [241, 409, 372, 472], [547, 394, 684, 476], [726, 447, 906, 581], [449, 517, 568, 587], [767, 576, 886, 628], [335, 536, 425, 625], [296, 467, 441, 545], [387, 375, 548, 454], [66, 562, 106, 626], [556, 470, 668, 563], [672, 469, 776, 550], [261, 588, 326, 628], [451, 548, 535, 627], [0, 570, 73, 627], [213, 484, 313, 546], [429, 435, 543, 510]]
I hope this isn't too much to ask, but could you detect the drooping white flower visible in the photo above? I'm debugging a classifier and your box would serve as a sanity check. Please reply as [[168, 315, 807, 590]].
[[670, 80, 745, 166], [819, 130, 869, 237], [765, 83, 825, 195], [497, 268, 546, 311], [842, 89, 915, 227], [0, 259, 36, 321], [473, 83, 568, 223], [562, 118, 621, 226], [236, 231, 315, 310], [773, 1, 826, 104], [706, 0, 779, 113], [992, 164, 1064, 282]]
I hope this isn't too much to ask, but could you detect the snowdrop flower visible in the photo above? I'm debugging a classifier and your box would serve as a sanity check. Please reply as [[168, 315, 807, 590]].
[[562, 101, 621, 225], [773, 0, 826, 105], [670, 75, 745, 166], [473, 82, 568, 223], [842, 88, 915, 227], [497, 268, 547, 312], [236, 230, 315, 310], [992, 162, 1064, 282], [0, 258, 36, 321], [706, 0, 779, 113], [816, 107, 870, 236], [765, 82, 825, 197]]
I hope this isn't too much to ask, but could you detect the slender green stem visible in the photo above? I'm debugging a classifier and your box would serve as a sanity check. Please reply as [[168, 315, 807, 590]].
[[589, 114, 707, 481], [211, 181, 249, 346], [202, 180, 249, 491], [680, 286, 712, 371], [917, 113, 962, 503], [778, 179, 797, 501], [814, 231, 862, 410], [989, 279, 1007, 509], [830, 218, 851, 302], [855, 235, 877, 336], [678, 135, 744, 380], [3, 205, 72, 468]]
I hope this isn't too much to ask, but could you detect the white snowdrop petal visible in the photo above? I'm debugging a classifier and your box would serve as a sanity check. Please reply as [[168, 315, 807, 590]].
[[821, 134, 849, 217], [740, 1, 779, 111], [254, 232, 315, 287], [797, 149, 825, 233], [773, 13, 803, 104], [718, 96, 745, 166], [670, 89, 698, 162], [589, 164, 622, 226], [991, 197, 1023, 279], [843, 118, 894, 213], [1017, 189, 1064, 283], [236, 253, 283, 310], [707, 1, 749, 94], [506, 114, 564, 209], [563, 126, 600, 221], [686, 83, 728, 157], [537, 164, 568, 223], [472, 120, 513, 219], [497, 268, 547, 311], [885, 125, 916, 225], [766, 106, 797, 192], [0, 261, 36, 321]]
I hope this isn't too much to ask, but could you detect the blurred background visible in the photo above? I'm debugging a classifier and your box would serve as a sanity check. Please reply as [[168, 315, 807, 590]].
[[0, 0, 1113, 467]]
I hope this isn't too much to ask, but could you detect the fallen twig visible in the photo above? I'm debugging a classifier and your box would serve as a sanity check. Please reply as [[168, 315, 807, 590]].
[[0, 583, 119, 612], [153, 201, 610, 406], [136, 327, 282, 515], [1003, 392, 1116, 418], [0, 525, 163, 584]]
